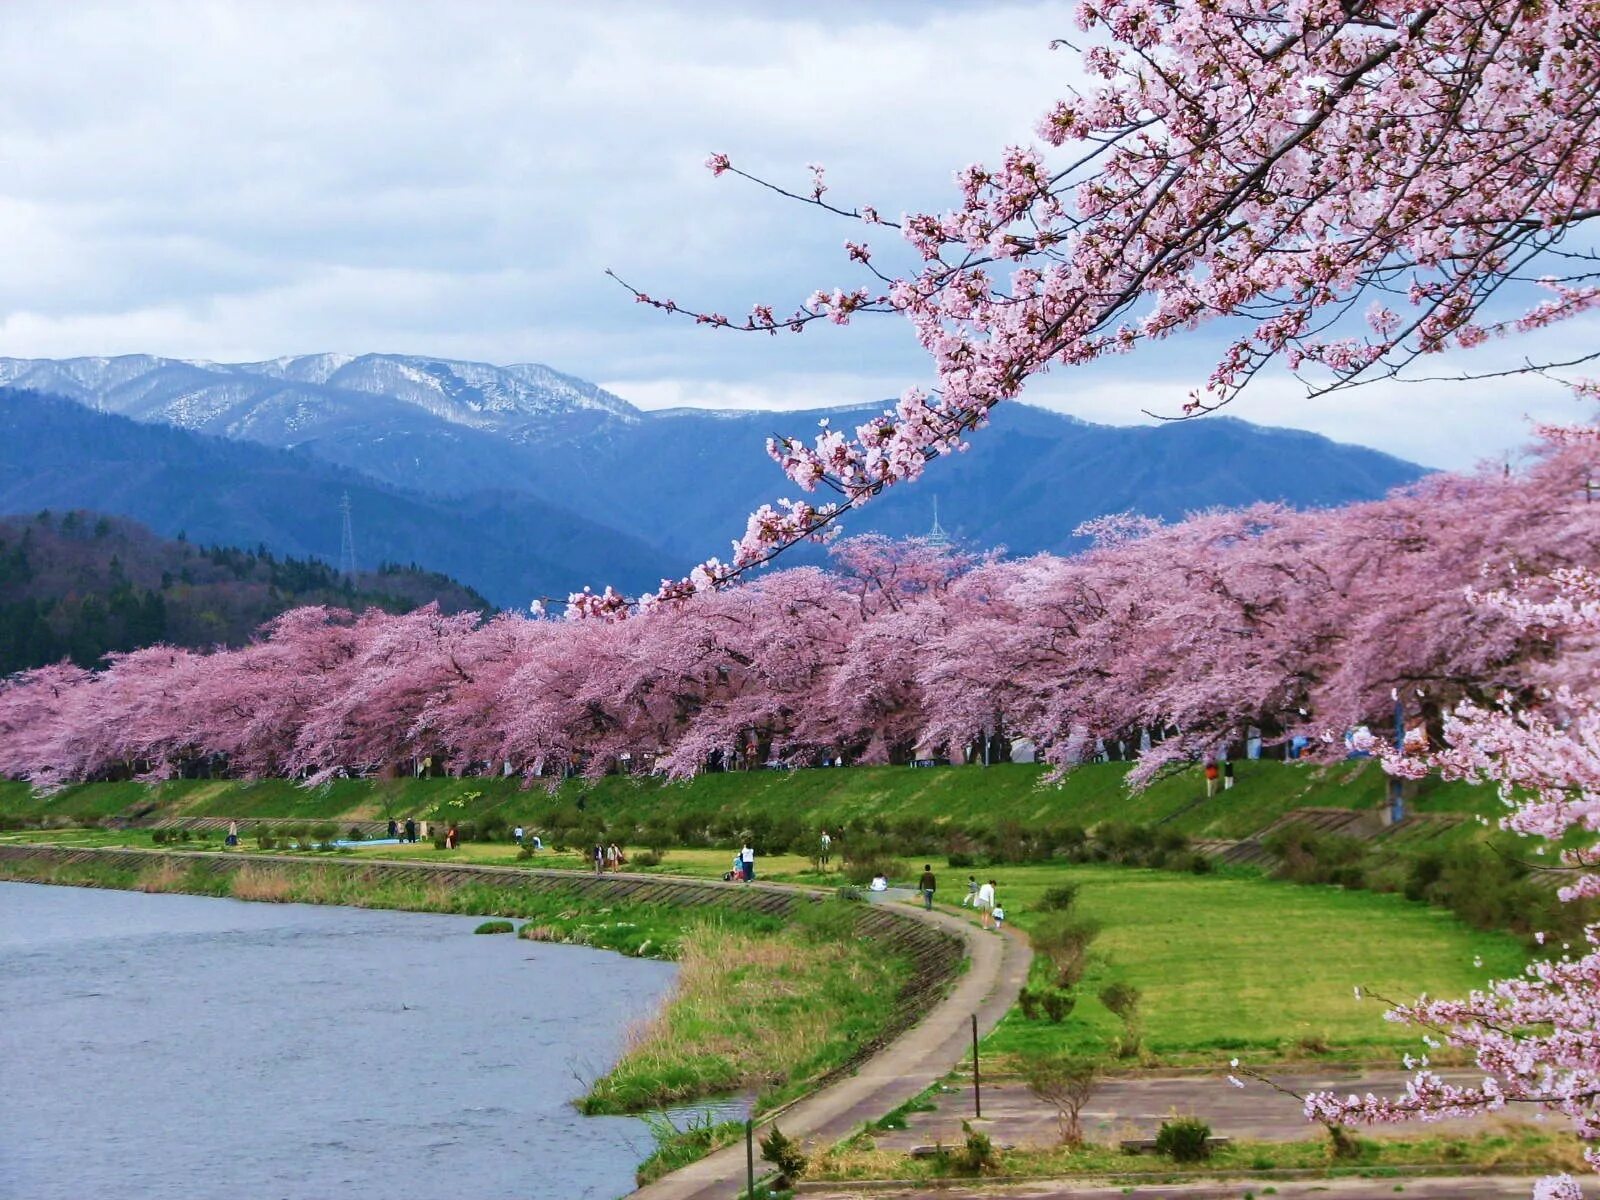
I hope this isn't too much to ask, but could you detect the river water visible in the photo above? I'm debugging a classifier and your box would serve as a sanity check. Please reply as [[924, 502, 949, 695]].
[[0, 882, 678, 1200]]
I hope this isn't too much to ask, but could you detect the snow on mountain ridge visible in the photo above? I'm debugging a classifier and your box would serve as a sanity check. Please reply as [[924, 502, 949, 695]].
[[0, 353, 643, 444]]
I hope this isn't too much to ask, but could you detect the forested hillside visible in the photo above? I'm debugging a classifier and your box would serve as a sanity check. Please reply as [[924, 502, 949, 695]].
[[0, 511, 488, 673]]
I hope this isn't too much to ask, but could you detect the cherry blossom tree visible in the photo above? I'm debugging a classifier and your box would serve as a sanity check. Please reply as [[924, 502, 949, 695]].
[[614, 0, 1600, 600], [1305, 558, 1600, 1197]]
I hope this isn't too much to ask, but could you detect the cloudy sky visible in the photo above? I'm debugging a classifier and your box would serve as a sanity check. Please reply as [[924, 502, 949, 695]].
[[0, 1, 1590, 469]]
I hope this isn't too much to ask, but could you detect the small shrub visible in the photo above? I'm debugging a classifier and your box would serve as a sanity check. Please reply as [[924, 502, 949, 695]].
[[256, 834, 278, 851], [1155, 1116, 1212, 1163], [1032, 914, 1101, 989], [1098, 981, 1141, 1021], [346, 826, 364, 842], [1041, 990, 1076, 1024], [474, 920, 515, 935], [632, 849, 666, 868], [758, 1124, 808, 1189], [954, 1121, 998, 1174], [1021, 1052, 1099, 1146], [1017, 987, 1042, 1021], [151, 829, 168, 844], [1038, 884, 1081, 912], [947, 851, 976, 868], [1099, 981, 1143, 1057]]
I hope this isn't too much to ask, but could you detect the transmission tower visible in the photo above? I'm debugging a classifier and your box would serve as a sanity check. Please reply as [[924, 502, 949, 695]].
[[926, 494, 951, 546], [338, 492, 358, 579]]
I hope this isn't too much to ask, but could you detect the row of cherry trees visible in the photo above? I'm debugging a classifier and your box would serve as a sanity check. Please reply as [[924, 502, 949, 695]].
[[2, 433, 1594, 792]]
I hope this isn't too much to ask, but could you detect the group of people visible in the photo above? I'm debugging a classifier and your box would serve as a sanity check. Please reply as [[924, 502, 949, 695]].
[[724, 843, 757, 882], [960, 874, 1005, 930], [384, 818, 424, 843], [593, 842, 627, 873], [1203, 757, 1237, 798]]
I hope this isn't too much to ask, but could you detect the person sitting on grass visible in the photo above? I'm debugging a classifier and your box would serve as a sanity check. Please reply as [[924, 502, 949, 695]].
[[869, 873, 889, 892]]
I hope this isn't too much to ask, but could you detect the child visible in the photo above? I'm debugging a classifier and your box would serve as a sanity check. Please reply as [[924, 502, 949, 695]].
[[962, 875, 979, 907], [992, 904, 1006, 929]]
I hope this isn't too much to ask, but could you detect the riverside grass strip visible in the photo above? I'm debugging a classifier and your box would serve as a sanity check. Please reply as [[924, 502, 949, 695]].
[[0, 843, 964, 1112]]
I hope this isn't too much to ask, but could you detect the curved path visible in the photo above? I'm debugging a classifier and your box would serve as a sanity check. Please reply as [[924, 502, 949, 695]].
[[634, 909, 1031, 1200]]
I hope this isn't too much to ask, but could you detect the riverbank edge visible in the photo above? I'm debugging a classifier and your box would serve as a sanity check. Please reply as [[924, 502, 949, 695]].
[[0, 843, 990, 1195]]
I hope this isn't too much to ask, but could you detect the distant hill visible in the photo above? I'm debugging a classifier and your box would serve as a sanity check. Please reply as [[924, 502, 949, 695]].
[[0, 355, 1428, 587], [0, 510, 492, 674], [537, 403, 1429, 562], [0, 390, 675, 608]]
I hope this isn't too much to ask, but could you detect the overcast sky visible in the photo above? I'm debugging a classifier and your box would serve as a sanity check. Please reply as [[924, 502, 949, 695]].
[[0, 1, 1590, 469]]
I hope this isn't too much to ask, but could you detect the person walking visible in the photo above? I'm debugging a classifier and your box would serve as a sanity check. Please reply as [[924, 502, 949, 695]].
[[609, 841, 624, 870], [387, 818, 399, 840], [514, 825, 525, 846], [962, 875, 979, 907], [226, 820, 239, 848], [819, 829, 832, 868], [919, 864, 938, 911], [404, 818, 417, 844], [594, 843, 605, 875], [1204, 758, 1220, 798], [445, 823, 459, 850], [740, 842, 755, 882], [975, 878, 997, 930], [1223, 760, 1236, 790]]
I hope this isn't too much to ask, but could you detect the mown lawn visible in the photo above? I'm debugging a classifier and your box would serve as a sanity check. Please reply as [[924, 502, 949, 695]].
[[978, 862, 1526, 1066]]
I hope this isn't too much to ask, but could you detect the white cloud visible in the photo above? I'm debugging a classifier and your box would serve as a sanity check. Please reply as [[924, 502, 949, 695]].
[[0, 1, 1589, 468]]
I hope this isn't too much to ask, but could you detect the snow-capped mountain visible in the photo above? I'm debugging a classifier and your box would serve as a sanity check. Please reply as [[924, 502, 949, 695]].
[[0, 352, 640, 447], [0, 352, 1428, 583]]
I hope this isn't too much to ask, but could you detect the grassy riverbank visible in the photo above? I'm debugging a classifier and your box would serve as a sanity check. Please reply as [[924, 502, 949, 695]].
[[0, 852, 915, 1118], [583, 900, 908, 1114], [0, 757, 1503, 842]]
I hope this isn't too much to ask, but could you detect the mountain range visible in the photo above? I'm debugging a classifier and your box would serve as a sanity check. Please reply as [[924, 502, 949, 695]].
[[0, 353, 1429, 603]]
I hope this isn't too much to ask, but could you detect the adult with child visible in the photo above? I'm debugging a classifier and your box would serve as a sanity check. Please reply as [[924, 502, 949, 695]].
[[976, 878, 997, 929]]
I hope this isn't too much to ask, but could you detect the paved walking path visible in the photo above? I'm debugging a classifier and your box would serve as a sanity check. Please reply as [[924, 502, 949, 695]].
[[868, 1071, 1539, 1152], [796, 1176, 1595, 1199], [632, 910, 1033, 1200]]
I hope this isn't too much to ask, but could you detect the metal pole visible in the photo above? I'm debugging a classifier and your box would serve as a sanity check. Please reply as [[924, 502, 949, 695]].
[[971, 1012, 981, 1118], [1390, 692, 1406, 824], [746, 1119, 755, 1198]]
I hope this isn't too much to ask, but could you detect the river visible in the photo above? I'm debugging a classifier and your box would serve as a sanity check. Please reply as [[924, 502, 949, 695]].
[[0, 881, 678, 1200]]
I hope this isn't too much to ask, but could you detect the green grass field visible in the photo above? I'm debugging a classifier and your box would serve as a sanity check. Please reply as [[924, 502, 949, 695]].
[[974, 862, 1524, 1065], [0, 756, 1505, 840]]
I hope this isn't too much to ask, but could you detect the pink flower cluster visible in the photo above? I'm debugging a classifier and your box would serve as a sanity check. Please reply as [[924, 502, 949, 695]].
[[623, 1, 1600, 602]]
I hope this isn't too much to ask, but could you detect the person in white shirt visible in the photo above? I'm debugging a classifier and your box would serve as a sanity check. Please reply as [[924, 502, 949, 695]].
[[740, 843, 755, 882], [869, 873, 889, 892], [976, 879, 997, 929]]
